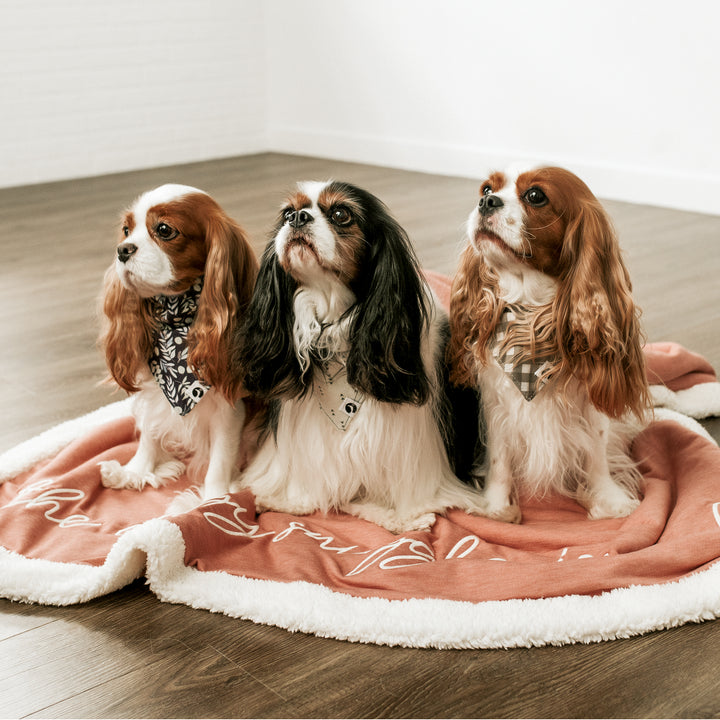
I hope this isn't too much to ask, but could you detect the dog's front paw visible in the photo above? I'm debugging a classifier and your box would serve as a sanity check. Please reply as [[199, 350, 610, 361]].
[[586, 486, 640, 520], [484, 501, 522, 524], [99, 459, 185, 491], [397, 512, 437, 533], [99, 460, 147, 490], [479, 484, 522, 523], [344, 502, 437, 533], [250, 493, 317, 517]]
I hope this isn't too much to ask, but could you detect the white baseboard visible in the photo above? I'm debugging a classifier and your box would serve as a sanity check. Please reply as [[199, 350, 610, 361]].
[[269, 127, 720, 216], [0, 133, 269, 190], [6, 126, 719, 217]]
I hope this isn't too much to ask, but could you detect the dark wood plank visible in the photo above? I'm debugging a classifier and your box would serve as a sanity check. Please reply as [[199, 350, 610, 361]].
[[2, 585, 289, 719]]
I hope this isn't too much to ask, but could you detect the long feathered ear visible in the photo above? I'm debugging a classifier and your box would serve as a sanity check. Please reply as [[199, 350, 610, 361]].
[[232, 240, 303, 399], [554, 199, 650, 419], [99, 266, 155, 393], [346, 206, 430, 405], [447, 243, 502, 387], [188, 213, 259, 402]]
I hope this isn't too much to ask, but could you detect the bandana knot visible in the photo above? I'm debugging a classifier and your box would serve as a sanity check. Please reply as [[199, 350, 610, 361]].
[[148, 278, 210, 416]]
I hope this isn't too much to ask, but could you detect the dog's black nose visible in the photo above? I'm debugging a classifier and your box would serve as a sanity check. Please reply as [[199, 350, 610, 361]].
[[478, 194, 504, 216], [117, 242, 138, 263], [286, 209, 312, 228]]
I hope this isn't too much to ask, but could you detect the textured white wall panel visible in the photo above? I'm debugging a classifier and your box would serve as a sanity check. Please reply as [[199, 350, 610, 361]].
[[1, 0, 267, 187]]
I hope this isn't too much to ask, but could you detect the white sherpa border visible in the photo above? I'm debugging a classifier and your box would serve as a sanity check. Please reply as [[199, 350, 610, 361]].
[[144, 519, 720, 649], [0, 387, 718, 649], [651, 382, 720, 420], [0, 538, 145, 606], [5, 515, 719, 650]]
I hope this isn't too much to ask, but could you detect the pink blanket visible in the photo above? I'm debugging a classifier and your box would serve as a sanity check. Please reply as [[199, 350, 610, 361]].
[[1, 273, 719, 649]]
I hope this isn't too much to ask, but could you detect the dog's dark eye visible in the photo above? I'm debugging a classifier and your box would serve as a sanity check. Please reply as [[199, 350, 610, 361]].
[[330, 206, 352, 226], [156, 223, 178, 240], [122, 226, 130, 237], [482, 184, 493, 196], [523, 188, 548, 207], [283, 207, 294, 222]]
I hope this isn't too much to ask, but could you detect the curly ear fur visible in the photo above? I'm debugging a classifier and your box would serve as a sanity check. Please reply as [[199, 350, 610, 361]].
[[188, 213, 258, 402], [346, 192, 431, 405], [447, 244, 503, 387], [554, 199, 650, 419], [99, 267, 155, 393], [233, 241, 303, 400]]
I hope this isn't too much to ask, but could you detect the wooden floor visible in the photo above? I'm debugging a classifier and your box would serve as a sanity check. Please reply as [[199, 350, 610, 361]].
[[1, 153, 719, 718]]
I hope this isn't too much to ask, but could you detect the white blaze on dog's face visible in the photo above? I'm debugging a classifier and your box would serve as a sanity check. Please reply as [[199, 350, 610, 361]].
[[115, 183, 209, 297], [466, 167, 528, 265], [275, 180, 368, 287]]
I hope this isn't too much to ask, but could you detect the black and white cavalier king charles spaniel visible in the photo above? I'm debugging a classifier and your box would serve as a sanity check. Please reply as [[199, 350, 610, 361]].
[[233, 180, 485, 533], [99, 184, 259, 501], [448, 166, 651, 523]]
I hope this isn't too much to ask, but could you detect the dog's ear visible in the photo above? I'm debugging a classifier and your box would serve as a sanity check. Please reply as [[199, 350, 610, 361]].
[[554, 199, 650, 419], [448, 244, 503, 387], [188, 212, 258, 402], [99, 267, 155, 393], [346, 203, 430, 404], [232, 240, 304, 399]]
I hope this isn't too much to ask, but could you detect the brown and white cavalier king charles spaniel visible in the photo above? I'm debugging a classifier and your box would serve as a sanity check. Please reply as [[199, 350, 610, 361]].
[[448, 166, 651, 523], [233, 180, 485, 532], [99, 184, 258, 501]]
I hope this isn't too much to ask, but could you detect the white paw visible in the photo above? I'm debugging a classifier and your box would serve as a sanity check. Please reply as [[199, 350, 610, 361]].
[[586, 489, 640, 520], [483, 500, 522, 524], [393, 512, 437, 533], [99, 459, 185, 491], [251, 493, 317, 517], [344, 502, 437, 533], [99, 460, 149, 490], [479, 482, 522, 523], [583, 471, 641, 519]]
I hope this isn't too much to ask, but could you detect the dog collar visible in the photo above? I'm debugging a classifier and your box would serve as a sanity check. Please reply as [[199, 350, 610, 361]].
[[148, 278, 210, 416], [491, 305, 557, 402], [315, 354, 365, 431]]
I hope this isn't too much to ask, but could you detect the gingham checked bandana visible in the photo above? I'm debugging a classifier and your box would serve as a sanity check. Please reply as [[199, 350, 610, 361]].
[[148, 278, 210, 416], [491, 305, 558, 401]]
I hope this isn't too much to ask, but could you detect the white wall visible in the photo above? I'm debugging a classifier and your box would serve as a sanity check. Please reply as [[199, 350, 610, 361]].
[[2, 0, 719, 214], [266, 0, 720, 214], [1, 0, 267, 187]]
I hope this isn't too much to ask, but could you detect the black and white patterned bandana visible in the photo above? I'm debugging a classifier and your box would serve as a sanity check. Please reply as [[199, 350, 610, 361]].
[[148, 278, 210, 416], [491, 305, 558, 402]]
